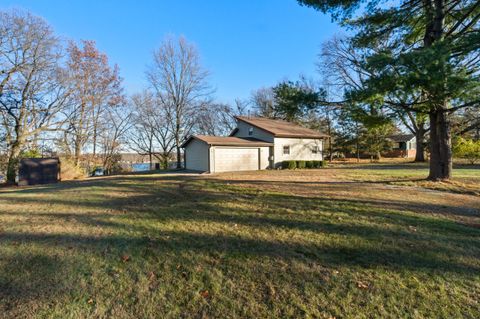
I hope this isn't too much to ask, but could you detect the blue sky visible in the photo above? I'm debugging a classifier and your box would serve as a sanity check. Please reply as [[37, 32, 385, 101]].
[[1, 0, 340, 104]]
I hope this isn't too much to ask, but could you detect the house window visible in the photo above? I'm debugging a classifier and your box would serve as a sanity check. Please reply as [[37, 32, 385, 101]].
[[283, 146, 290, 155], [248, 127, 253, 136], [312, 146, 320, 154]]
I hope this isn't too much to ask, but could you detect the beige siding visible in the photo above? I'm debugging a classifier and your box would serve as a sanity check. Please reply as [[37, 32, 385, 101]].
[[233, 121, 274, 142], [185, 139, 209, 172], [273, 138, 323, 167], [211, 146, 270, 173]]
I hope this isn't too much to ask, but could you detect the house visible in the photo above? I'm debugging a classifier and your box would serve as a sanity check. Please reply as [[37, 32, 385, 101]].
[[385, 134, 417, 158], [181, 116, 327, 173]]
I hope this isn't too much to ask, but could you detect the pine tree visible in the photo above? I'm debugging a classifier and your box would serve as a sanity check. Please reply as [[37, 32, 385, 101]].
[[298, 0, 480, 180]]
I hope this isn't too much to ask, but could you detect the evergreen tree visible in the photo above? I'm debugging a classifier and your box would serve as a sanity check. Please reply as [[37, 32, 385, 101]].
[[272, 80, 325, 122], [298, 0, 480, 180]]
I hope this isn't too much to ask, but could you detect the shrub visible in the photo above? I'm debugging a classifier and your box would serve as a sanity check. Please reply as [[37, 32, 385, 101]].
[[282, 160, 297, 169], [453, 137, 480, 164], [283, 160, 326, 169], [287, 160, 297, 169], [296, 161, 306, 169], [312, 160, 327, 168], [20, 149, 42, 158], [59, 157, 85, 180]]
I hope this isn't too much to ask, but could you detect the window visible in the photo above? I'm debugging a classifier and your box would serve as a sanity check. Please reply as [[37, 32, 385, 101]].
[[248, 127, 253, 136], [312, 146, 320, 154], [283, 146, 290, 155]]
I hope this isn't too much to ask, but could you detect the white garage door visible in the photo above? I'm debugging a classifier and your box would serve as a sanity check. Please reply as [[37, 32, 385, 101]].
[[213, 147, 259, 173]]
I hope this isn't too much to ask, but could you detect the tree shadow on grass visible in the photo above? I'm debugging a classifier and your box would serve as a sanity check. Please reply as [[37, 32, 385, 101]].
[[0, 172, 200, 195], [328, 163, 428, 170], [1, 172, 478, 232], [0, 228, 478, 276], [0, 253, 73, 316], [0, 172, 480, 316], [2, 181, 478, 222], [205, 178, 480, 219]]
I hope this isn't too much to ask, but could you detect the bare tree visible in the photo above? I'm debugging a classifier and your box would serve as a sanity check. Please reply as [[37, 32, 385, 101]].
[[251, 87, 276, 118], [146, 36, 211, 169], [453, 107, 480, 139], [319, 36, 428, 162], [129, 90, 175, 169], [129, 91, 158, 169], [196, 100, 248, 136], [0, 10, 71, 183], [63, 40, 123, 167], [98, 105, 131, 175], [152, 109, 176, 169]]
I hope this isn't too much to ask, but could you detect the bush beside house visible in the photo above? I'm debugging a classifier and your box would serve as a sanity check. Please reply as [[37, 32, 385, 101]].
[[282, 160, 327, 169], [297, 161, 306, 169]]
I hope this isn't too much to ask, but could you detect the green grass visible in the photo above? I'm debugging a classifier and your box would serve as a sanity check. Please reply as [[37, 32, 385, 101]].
[[0, 163, 479, 318]]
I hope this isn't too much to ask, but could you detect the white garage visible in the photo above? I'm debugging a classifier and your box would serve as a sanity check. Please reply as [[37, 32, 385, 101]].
[[181, 135, 272, 173]]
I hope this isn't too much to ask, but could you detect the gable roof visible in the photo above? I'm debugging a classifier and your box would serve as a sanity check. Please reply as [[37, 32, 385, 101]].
[[235, 116, 328, 139], [181, 135, 273, 148], [388, 134, 415, 143]]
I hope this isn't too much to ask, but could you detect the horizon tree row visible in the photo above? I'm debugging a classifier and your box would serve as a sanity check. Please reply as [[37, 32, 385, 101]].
[[0, 10, 246, 182]]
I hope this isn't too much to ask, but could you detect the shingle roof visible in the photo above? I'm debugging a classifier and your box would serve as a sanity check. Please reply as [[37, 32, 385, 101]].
[[181, 135, 274, 148], [388, 134, 415, 143], [235, 116, 328, 139]]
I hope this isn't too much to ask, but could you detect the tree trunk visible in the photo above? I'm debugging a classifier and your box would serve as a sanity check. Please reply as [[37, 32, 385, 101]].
[[163, 155, 169, 170], [327, 120, 333, 162], [176, 144, 181, 169], [329, 137, 333, 161], [6, 141, 21, 184], [415, 127, 426, 162], [74, 136, 81, 167], [175, 113, 182, 169], [428, 110, 452, 180], [92, 127, 97, 157]]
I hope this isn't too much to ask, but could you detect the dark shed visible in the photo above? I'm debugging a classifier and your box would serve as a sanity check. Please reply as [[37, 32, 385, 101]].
[[18, 158, 60, 186]]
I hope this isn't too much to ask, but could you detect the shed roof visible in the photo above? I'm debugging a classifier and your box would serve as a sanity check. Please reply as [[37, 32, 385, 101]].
[[181, 135, 274, 148], [234, 116, 328, 139]]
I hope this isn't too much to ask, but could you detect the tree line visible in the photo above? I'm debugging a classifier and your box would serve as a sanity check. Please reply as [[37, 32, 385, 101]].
[[1, 3, 479, 183], [0, 10, 244, 183]]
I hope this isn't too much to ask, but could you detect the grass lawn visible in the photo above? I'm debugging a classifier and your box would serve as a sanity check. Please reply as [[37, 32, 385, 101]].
[[0, 163, 479, 318]]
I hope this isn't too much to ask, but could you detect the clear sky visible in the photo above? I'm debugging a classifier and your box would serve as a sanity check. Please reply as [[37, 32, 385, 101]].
[[0, 0, 340, 104]]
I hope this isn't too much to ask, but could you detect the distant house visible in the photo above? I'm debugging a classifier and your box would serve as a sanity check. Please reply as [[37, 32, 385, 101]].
[[386, 134, 417, 158], [181, 116, 327, 173]]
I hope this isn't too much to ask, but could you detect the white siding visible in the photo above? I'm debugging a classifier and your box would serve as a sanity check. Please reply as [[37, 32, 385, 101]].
[[259, 146, 270, 169], [211, 146, 270, 173], [184, 139, 209, 172], [233, 121, 274, 142], [273, 138, 323, 168], [407, 137, 416, 150]]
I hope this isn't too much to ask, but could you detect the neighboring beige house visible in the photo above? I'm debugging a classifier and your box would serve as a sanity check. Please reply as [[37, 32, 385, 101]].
[[181, 116, 327, 173], [385, 134, 417, 158]]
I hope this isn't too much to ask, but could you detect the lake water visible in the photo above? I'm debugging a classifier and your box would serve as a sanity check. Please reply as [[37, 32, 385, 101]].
[[132, 163, 151, 172]]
